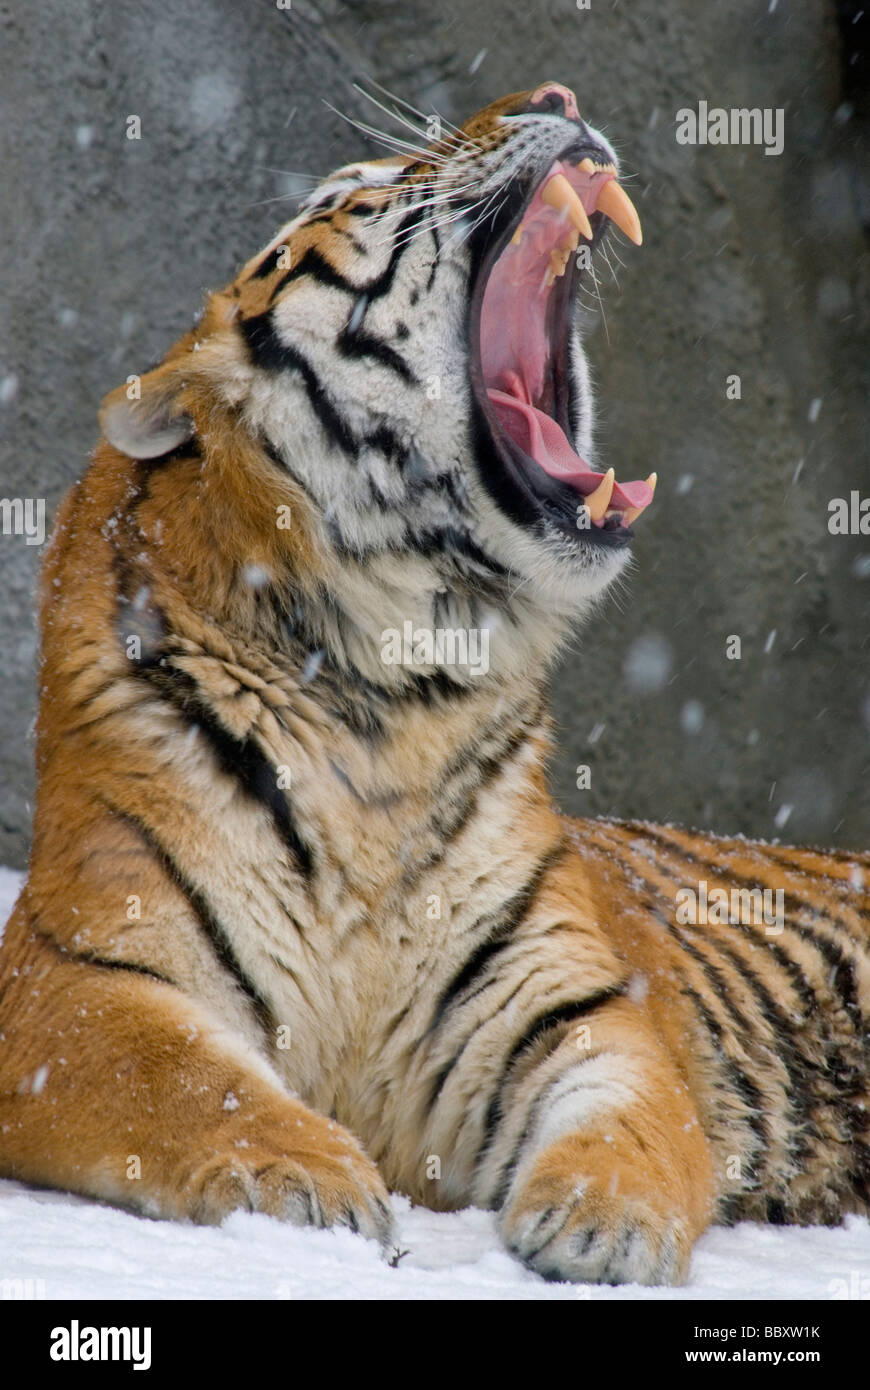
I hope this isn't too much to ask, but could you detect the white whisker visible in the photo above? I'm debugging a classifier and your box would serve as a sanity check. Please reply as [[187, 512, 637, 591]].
[[252, 167, 322, 182], [588, 263, 610, 343], [352, 84, 433, 146], [388, 196, 491, 254], [368, 182, 481, 248], [322, 101, 455, 166], [245, 191, 310, 209], [362, 78, 476, 145]]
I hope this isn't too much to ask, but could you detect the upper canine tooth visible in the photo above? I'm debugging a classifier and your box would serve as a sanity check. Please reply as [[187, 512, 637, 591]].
[[541, 173, 593, 240], [586, 467, 615, 522], [595, 178, 643, 245]]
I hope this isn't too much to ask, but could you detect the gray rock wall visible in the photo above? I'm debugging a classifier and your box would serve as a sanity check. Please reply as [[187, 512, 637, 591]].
[[1, 0, 867, 867]]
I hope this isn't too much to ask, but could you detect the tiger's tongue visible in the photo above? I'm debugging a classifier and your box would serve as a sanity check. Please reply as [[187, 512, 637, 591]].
[[487, 386, 652, 512]]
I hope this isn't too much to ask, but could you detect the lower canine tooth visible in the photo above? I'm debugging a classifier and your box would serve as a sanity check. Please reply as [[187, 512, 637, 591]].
[[623, 473, 658, 525], [586, 467, 615, 523]]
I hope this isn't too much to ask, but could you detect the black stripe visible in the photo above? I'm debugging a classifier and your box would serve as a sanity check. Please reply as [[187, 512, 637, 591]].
[[269, 953, 317, 1015], [400, 710, 547, 892], [74, 953, 176, 986], [30, 922, 176, 988], [428, 976, 530, 1110], [674, 972, 766, 1202], [96, 797, 273, 1031], [294, 215, 369, 254], [142, 664, 314, 880], [424, 724, 532, 856], [337, 325, 418, 383], [426, 223, 441, 291], [242, 327, 417, 471], [489, 1051, 618, 1213], [665, 933, 863, 1220], [609, 828, 867, 1210], [641, 892, 774, 1175], [269, 245, 357, 299], [362, 207, 425, 302], [249, 245, 285, 280], [630, 892, 772, 1171], [428, 840, 566, 1032], [479, 986, 627, 1204], [268, 208, 423, 307], [668, 923, 755, 1034], [362, 423, 406, 461], [239, 324, 358, 456], [639, 826, 863, 1019], [610, 826, 819, 1019], [762, 843, 867, 877], [414, 525, 507, 572], [674, 922, 817, 1167]]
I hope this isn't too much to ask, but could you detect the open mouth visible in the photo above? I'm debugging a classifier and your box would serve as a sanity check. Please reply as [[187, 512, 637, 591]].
[[468, 152, 655, 545]]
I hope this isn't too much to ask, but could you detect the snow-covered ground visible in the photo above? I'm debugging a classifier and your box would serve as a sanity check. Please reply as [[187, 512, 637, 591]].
[[1, 866, 868, 1301]]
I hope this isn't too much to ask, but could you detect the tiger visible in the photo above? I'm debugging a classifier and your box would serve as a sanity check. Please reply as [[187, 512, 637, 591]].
[[0, 82, 867, 1288]]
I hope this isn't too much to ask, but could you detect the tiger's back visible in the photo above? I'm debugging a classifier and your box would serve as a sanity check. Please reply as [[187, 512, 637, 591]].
[[573, 820, 870, 1225]]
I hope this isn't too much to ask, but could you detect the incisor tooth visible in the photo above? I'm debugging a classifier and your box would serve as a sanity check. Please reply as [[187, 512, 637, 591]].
[[511, 226, 523, 245], [541, 173, 593, 240], [596, 179, 643, 245], [586, 467, 615, 523]]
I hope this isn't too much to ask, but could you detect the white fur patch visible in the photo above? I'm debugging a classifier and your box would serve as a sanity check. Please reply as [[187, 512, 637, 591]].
[[527, 1052, 643, 1154]]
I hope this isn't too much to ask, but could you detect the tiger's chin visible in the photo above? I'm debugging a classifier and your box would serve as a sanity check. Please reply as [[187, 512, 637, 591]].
[[474, 502, 634, 619]]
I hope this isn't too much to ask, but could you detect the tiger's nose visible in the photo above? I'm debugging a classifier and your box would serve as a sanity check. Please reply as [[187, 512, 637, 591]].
[[527, 83, 581, 121]]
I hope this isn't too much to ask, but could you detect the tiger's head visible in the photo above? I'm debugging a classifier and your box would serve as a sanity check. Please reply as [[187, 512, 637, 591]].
[[100, 84, 651, 685]]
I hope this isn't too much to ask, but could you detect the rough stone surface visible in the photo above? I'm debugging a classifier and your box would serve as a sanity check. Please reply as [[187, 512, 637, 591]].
[[1, 0, 867, 868]]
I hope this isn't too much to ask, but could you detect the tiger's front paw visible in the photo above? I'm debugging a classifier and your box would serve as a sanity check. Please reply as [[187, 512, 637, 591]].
[[498, 1137, 693, 1286], [173, 1115, 394, 1247]]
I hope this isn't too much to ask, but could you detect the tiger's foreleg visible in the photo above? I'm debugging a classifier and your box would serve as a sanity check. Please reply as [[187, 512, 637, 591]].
[[0, 918, 393, 1244], [480, 997, 715, 1285]]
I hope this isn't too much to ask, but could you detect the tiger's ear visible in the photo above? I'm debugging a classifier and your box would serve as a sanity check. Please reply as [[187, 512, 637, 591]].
[[99, 361, 194, 459]]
